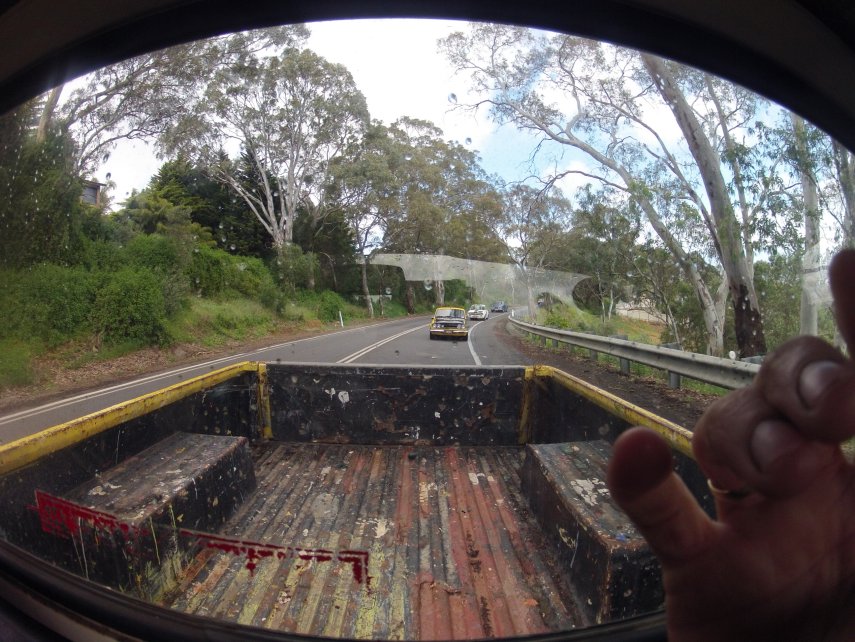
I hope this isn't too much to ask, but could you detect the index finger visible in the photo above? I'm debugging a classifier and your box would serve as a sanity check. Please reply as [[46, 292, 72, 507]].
[[757, 337, 855, 444]]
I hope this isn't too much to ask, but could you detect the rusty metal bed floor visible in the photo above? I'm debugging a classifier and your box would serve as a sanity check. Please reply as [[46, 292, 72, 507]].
[[159, 442, 582, 639]]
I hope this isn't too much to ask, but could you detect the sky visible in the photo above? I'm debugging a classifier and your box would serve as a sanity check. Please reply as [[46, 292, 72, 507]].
[[100, 19, 583, 207], [95, 18, 838, 262]]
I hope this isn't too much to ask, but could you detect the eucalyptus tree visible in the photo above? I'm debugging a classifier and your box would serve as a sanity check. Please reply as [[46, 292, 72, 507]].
[[764, 114, 855, 342], [828, 142, 855, 245], [499, 184, 573, 314], [628, 240, 687, 345], [777, 117, 855, 250], [785, 114, 822, 335], [326, 122, 400, 316], [440, 24, 787, 356], [38, 26, 309, 177], [167, 47, 369, 277], [379, 118, 506, 305]]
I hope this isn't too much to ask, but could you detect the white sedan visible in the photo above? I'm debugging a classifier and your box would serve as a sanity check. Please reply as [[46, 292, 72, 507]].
[[467, 304, 489, 320]]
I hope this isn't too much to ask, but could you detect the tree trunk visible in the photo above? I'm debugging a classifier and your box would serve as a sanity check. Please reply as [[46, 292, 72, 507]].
[[306, 254, 316, 291], [323, 253, 338, 291], [643, 54, 766, 356], [36, 86, 63, 143], [791, 114, 820, 335], [435, 280, 446, 306], [405, 283, 416, 314], [833, 140, 855, 245], [361, 258, 374, 318]]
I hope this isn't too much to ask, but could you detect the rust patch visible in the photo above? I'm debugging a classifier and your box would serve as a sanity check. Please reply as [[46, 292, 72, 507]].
[[479, 596, 494, 637]]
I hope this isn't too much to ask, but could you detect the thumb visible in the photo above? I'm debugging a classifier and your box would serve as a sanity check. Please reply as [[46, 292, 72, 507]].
[[607, 427, 715, 567]]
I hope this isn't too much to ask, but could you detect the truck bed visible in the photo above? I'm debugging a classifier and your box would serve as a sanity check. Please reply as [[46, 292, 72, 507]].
[[161, 442, 582, 639]]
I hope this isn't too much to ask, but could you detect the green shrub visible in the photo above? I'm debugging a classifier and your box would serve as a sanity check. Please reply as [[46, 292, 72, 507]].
[[272, 244, 316, 292], [259, 279, 286, 314], [91, 267, 170, 346], [124, 234, 181, 274], [186, 246, 276, 301], [0, 339, 34, 388], [316, 290, 347, 323], [227, 255, 274, 298], [294, 289, 349, 323], [0, 264, 102, 345], [187, 245, 228, 296], [381, 300, 409, 318], [543, 310, 572, 329]]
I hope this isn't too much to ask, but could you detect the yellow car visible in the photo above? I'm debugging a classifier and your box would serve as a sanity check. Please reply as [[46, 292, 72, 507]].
[[429, 306, 469, 340]]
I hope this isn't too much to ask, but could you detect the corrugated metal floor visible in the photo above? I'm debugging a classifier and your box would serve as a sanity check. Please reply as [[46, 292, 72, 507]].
[[162, 442, 582, 639]]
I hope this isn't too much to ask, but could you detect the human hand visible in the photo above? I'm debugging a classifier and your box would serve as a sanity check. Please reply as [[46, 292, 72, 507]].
[[606, 249, 855, 641]]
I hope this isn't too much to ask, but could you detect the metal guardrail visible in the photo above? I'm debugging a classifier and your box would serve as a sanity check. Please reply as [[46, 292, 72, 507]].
[[509, 316, 760, 390]]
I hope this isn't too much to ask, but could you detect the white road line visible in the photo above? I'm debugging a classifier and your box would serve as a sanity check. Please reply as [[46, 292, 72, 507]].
[[467, 321, 482, 366], [337, 325, 425, 363], [0, 319, 417, 426], [0, 353, 243, 426]]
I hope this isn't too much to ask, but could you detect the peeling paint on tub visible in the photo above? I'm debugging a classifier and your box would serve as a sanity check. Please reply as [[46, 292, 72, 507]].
[[570, 477, 610, 506]]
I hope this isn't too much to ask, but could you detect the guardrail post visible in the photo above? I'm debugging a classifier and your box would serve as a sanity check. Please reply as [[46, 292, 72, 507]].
[[610, 335, 630, 373], [659, 342, 682, 389], [668, 371, 682, 389], [581, 330, 598, 361]]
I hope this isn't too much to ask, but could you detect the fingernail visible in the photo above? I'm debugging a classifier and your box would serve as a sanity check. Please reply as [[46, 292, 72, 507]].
[[750, 420, 802, 472], [798, 360, 843, 407]]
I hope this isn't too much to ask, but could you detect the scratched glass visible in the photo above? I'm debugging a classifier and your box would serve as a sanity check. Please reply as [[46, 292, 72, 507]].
[[0, 16, 844, 642]]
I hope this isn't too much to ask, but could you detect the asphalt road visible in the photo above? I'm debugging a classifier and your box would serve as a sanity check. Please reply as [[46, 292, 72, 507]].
[[0, 312, 527, 443]]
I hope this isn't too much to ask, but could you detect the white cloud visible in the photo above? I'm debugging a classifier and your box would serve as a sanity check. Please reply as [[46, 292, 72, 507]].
[[308, 19, 454, 121], [308, 19, 492, 146]]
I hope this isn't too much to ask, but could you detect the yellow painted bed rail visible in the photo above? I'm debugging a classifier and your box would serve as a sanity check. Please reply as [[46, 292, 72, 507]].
[[529, 364, 695, 458], [0, 361, 264, 475], [0, 361, 693, 477]]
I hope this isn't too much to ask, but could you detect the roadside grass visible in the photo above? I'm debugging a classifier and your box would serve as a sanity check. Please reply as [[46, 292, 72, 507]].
[[166, 297, 282, 347], [536, 304, 664, 344], [0, 339, 36, 388]]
